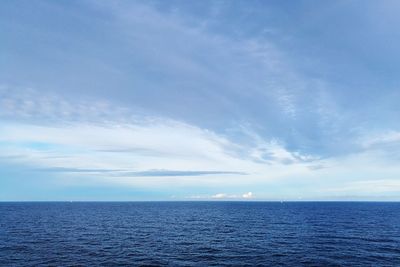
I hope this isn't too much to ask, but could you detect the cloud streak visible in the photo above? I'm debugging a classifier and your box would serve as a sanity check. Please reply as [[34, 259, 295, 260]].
[[117, 170, 247, 177]]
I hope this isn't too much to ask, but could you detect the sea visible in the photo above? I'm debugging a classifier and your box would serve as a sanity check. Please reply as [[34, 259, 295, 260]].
[[0, 202, 399, 266]]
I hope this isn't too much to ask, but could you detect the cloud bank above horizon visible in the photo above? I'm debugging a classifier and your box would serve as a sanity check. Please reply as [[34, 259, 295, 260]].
[[1, 0, 400, 200]]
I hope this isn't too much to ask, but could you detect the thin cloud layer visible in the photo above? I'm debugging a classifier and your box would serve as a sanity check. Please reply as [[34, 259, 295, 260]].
[[0, 89, 313, 186]]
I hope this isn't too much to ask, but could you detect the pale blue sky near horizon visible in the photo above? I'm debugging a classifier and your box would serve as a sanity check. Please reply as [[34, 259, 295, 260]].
[[1, 0, 400, 200]]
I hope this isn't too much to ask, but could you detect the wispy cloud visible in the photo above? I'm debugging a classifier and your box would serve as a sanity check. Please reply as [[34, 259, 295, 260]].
[[2, 87, 400, 197], [35, 167, 124, 173], [0, 88, 318, 191], [118, 170, 246, 177], [0, 86, 133, 123]]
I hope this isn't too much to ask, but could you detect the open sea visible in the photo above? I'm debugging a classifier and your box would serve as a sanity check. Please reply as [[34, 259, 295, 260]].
[[0, 202, 399, 266]]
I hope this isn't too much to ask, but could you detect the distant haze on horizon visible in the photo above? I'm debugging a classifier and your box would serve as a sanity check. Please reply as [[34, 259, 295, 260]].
[[1, 0, 400, 201]]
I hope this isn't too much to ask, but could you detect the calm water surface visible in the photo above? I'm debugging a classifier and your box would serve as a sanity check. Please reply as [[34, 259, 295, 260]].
[[1, 202, 399, 266]]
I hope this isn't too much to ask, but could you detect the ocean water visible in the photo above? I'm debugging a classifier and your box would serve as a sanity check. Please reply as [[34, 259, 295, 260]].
[[0, 202, 399, 266]]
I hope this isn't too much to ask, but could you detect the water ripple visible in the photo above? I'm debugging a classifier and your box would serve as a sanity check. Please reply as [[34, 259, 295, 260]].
[[1, 202, 399, 266]]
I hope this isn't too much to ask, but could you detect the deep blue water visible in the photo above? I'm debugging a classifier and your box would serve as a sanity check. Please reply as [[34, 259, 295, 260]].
[[1, 202, 400, 266]]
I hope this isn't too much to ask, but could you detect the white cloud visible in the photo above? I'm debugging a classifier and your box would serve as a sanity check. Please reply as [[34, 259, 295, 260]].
[[2, 88, 400, 197], [242, 192, 253, 198], [205, 192, 254, 199], [0, 86, 319, 170], [0, 89, 317, 190], [212, 193, 229, 199]]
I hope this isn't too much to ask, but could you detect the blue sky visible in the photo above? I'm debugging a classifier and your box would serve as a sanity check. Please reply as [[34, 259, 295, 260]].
[[1, 0, 400, 200]]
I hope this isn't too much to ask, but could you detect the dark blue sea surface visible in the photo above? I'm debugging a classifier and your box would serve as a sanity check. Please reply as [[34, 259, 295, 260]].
[[1, 202, 400, 266]]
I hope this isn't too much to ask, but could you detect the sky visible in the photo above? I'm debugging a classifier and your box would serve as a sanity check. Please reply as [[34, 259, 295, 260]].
[[1, 0, 400, 201]]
